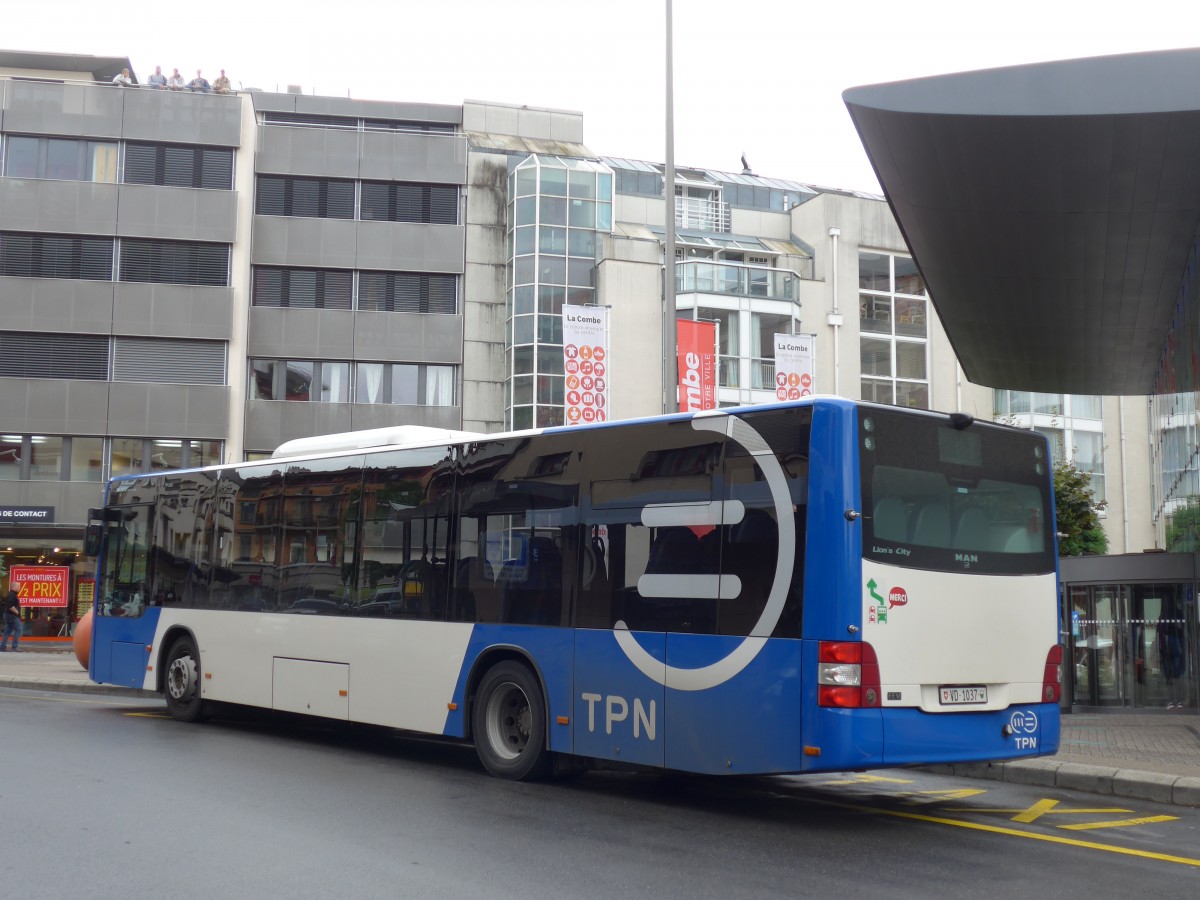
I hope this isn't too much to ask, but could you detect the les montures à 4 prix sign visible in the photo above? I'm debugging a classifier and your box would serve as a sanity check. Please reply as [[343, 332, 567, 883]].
[[9, 565, 70, 608]]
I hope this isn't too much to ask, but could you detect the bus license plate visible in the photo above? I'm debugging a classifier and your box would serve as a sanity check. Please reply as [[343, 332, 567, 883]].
[[939, 686, 987, 705]]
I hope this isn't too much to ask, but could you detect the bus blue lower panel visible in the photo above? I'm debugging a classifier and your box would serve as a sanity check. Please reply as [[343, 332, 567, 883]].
[[664, 635, 804, 775], [90, 609, 160, 688], [881, 704, 1060, 766]]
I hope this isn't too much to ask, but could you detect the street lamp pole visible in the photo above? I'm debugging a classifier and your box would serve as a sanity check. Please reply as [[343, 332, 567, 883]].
[[663, 0, 678, 414]]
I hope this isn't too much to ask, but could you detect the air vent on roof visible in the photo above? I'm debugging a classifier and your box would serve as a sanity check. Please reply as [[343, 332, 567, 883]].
[[287, 84, 302, 94]]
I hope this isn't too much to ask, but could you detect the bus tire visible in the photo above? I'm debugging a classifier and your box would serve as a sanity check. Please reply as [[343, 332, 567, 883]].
[[472, 661, 551, 781], [164, 636, 205, 723]]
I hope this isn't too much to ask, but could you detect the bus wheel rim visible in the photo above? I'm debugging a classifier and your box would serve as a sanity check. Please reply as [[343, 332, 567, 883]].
[[485, 682, 530, 760], [167, 655, 196, 701]]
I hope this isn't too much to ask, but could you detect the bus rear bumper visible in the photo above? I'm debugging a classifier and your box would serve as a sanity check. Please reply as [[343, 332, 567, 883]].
[[881, 703, 1061, 766]]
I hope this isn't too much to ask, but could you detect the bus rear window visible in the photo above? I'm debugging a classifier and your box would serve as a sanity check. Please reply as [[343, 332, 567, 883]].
[[859, 409, 1054, 575]]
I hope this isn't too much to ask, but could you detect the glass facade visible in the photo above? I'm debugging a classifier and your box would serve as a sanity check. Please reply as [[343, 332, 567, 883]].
[[858, 251, 928, 409], [505, 155, 613, 430]]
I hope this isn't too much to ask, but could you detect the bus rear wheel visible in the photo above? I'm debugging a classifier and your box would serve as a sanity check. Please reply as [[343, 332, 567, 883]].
[[472, 661, 551, 781], [164, 636, 205, 723]]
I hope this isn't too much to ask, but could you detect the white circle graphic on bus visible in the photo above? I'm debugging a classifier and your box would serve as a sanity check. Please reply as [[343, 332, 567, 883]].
[[612, 414, 795, 691]]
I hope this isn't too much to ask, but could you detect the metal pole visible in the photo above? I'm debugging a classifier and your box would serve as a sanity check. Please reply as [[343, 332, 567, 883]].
[[663, 0, 678, 413]]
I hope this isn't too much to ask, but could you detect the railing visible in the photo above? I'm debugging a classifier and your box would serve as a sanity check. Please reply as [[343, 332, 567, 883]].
[[675, 260, 809, 301], [675, 196, 730, 233]]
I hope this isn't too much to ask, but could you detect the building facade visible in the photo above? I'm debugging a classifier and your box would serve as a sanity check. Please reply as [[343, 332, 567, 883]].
[[0, 50, 1156, 647]]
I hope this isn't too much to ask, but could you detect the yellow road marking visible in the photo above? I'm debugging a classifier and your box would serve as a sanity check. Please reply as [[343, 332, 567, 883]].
[[125, 711, 171, 718], [1060, 815, 1179, 831], [810, 797, 1200, 868], [814, 774, 914, 786], [897, 788, 987, 804]]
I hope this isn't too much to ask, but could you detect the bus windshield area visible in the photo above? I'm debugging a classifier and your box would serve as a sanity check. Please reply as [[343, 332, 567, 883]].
[[859, 408, 1055, 575]]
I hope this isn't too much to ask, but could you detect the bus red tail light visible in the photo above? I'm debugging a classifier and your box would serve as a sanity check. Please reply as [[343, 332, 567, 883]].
[[1043, 644, 1063, 703], [818, 641, 881, 708]]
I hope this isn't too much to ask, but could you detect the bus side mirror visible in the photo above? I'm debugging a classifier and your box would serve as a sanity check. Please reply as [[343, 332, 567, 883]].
[[84, 524, 103, 557]]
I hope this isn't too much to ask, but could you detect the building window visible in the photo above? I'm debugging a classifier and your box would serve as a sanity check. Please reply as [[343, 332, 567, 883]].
[[0, 435, 161, 482], [250, 360, 349, 403], [118, 238, 229, 287], [112, 338, 226, 385], [355, 363, 455, 406], [111, 438, 223, 477], [859, 250, 928, 409], [0, 232, 113, 281], [251, 359, 456, 406], [252, 266, 353, 309], [360, 182, 458, 224], [123, 142, 234, 190], [0, 331, 108, 380], [358, 271, 457, 313], [255, 175, 355, 219], [2, 135, 117, 183]]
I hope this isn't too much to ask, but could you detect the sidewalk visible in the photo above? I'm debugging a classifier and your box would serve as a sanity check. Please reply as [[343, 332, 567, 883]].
[[2, 645, 1198, 806]]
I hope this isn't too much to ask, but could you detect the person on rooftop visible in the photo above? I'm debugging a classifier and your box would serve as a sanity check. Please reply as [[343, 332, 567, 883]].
[[212, 69, 232, 94], [147, 66, 167, 89], [167, 68, 185, 90], [112, 68, 133, 87], [188, 70, 211, 93]]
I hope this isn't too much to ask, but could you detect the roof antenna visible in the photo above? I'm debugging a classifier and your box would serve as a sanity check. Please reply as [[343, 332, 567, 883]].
[[740, 153, 752, 175]]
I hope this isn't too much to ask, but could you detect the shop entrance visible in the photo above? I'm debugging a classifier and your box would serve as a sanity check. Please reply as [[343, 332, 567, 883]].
[[1067, 581, 1196, 709]]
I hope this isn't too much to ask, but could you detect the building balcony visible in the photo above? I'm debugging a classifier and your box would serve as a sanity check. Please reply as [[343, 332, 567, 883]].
[[675, 196, 729, 233], [675, 260, 808, 301]]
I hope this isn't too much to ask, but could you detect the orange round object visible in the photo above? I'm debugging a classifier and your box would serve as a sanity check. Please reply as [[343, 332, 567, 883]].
[[73, 609, 92, 670]]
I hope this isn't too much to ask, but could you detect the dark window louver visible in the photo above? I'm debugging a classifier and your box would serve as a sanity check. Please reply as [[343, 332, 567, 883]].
[[262, 112, 357, 129], [261, 112, 455, 134], [358, 271, 457, 313], [0, 232, 113, 281], [113, 338, 226, 384], [255, 175, 355, 219], [119, 238, 229, 287], [252, 266, 352, 309], [362, 118, 456, 134], [360, 182, 458, 225], [0, 331, 108, 380], [124, 143, 234, 190]]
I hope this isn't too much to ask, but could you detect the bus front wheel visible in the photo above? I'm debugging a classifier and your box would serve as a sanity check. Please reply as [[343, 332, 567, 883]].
[[472, 661, 551, 780], [164, 636, 205, 723]]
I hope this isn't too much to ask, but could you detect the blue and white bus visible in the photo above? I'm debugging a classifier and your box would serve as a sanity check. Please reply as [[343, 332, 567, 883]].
[[86, 398, 1061, 779]]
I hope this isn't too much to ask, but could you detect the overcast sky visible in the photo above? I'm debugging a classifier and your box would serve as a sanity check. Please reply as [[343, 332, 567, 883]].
[[6, 1, 1200, 193]]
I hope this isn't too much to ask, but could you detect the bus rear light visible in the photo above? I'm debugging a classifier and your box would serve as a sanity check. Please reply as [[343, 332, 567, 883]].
[[1043, 644, 1063, 703], [818, 641, 881, 708]]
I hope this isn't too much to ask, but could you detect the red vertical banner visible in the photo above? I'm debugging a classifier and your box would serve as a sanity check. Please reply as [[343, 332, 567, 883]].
[[677, 319, 717, 412]]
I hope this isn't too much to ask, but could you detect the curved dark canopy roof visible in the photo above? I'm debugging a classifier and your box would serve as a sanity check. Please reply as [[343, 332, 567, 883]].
[[844, 49, 1200, 395]]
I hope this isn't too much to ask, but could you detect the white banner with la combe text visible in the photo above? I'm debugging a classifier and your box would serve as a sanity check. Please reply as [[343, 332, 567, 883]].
[[562, 305, 610, 425], [774, 333, 814, 400]]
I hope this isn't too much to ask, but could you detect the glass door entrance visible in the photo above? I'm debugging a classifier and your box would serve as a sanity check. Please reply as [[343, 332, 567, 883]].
[[1067, 582, 1196, 709]]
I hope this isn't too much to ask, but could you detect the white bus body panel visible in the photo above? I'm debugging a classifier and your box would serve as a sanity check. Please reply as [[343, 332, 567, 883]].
[[861, 560, 1056, 711], [146, 609, 474, 733]]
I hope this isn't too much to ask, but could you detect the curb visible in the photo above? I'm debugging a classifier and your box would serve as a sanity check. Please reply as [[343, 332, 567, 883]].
[[0, 675, 159, 700], [925, 759, 1200, 808]]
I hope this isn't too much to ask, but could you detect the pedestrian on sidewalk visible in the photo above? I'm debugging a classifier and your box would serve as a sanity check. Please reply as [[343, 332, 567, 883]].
[[1, 588, 20, 652]]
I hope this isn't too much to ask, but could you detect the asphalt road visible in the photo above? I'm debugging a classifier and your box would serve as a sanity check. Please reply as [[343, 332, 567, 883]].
[[3, 687, 1198, 899]]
